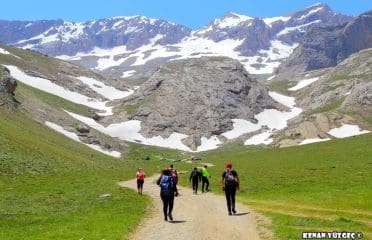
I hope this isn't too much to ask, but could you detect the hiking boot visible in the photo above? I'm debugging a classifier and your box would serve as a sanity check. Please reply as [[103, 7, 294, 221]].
[[168, 213, 173, 221], [228, 212, 232, 216], [164, 216, 167, 221], [232, 209, 236, 214]]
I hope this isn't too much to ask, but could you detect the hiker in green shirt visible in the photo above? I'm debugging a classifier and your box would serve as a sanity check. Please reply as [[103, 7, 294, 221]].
[[201, 164, 210, 193]]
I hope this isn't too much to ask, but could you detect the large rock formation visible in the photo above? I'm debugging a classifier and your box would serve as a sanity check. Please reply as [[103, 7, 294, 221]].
[[277, 11, 372, 75], [0, 66, 17, 110], [118, 57, 285, 149]]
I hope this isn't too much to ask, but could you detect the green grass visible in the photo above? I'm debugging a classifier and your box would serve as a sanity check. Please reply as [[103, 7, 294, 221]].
[[0, 110, 162, 240], [329, 73, 372, 83], [176, 135, 372, 239], [307, 97, 346, 115], [121, 103, 142, 116], [267, 80, 291, 95], [16, 81, 91, 116]]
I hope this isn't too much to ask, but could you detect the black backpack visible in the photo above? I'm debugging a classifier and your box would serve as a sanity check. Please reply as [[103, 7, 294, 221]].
[[192, 170, 199, 178], [225, 169, 237, 187]]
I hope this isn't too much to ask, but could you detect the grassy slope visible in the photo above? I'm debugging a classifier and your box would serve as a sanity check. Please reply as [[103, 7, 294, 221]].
[[2, 44, 371, 239], [178, 135, 372, 239]]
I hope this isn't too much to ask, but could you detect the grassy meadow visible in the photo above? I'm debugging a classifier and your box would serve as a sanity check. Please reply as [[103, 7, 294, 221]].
[[1, 51, 371, 239], [177, 135, 372, 239]]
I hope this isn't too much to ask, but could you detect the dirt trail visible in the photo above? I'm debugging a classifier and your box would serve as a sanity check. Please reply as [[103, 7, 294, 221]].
[[119, 175, 261, 240]]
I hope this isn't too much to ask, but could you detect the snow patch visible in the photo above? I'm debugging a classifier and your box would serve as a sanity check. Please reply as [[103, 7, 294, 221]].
[[65, 111, 193, 151], [222, 119, 261, 139], [288, 77, 320, 91], [298, 7, 324, 20], [4, 65, 133, 116], [77, 76, 133, 100], [277, 20, 321, 36], [121, 70, 136, 78], [328, 124, 370, 138], [196, 136, 222, 152], [244, 132, 273, 145], [217, 13, 253, 28], [263, 16, 291, 27], [45, 121, 121, 158]]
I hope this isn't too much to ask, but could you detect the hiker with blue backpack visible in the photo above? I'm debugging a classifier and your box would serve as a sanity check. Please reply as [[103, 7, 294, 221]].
[[157, 168, 177, 221], [221, 162, 239, 215]]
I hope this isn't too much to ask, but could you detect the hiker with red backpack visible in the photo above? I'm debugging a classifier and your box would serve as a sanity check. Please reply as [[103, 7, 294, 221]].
[[157, 168, 177, 221], [221, 162, 239, 215], [136, 167, 145, 195]]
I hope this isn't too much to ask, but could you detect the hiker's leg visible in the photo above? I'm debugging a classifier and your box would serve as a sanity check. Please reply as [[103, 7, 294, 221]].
[[231, 188, 237, 212], [225, 188, 232, 213], [201, 177, 206, 192], [161, 194, 169, 219], [205, 178, 209, 191], [168, 195, 174, 214]]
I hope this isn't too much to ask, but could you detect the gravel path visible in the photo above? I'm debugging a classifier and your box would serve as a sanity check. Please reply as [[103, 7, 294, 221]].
[[118, 175, 261, 240]]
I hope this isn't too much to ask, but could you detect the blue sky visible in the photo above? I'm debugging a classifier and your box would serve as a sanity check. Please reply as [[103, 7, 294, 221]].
[[1, 0, 371, 29]]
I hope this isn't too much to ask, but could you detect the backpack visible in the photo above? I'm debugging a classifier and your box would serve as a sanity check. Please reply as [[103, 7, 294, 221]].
[[160, 175, 174, 195], [192, 170, 199, 178], [225, 169, 237, 187]]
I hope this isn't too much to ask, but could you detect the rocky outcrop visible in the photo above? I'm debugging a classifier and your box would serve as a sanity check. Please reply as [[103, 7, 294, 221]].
[[277, 11, 372, 75], [119, 57, 285, 150], [0, 66, 18, 110]]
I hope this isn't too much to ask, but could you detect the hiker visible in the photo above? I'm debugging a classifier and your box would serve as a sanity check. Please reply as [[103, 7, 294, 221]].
[[189, 167, 201, 194], [169, 164, 179, 196], [157, 169, 177, 221], [136, 167, 145, 195], [201, 164, 211, 193], [221, 162, 239, 215]]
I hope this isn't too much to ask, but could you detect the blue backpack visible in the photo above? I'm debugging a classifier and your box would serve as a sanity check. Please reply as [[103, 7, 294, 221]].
[[160, 175, 174, 195]]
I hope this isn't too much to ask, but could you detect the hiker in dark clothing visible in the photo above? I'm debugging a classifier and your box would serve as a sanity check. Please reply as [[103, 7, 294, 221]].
[[189, 167, 201, 194], [157, 169, 176, 221], [221, 162, 239, 215]]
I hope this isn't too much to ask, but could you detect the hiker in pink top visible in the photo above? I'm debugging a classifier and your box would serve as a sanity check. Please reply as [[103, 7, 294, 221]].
[[136, 167, 145, 195]]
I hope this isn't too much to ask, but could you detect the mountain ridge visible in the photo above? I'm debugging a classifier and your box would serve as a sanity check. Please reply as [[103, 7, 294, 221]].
[[0, 4, 352, 79]]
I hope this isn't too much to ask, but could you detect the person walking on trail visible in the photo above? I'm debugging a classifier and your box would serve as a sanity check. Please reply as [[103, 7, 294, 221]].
[[136, 167, 145, 195], [189, 167, 201, 194], [169, 164, 179, 196], [221, 162, 239, 215], [201, 164, 211, 193], [157, 169, 177, 221]]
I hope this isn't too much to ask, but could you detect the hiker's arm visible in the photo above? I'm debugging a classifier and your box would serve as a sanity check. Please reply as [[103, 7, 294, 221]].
[[221, 177, 225, 190], [156, 176, 161, 185], [236, 176, 240, 190]]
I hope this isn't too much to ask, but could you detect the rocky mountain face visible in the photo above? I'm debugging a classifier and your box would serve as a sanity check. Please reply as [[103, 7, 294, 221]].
[[0, 66, 17, 110], [0, 17, 191, 56], [277, 11, 372, 76], [118, 57, 284, 150], [0, 4, 351, 79], [274, 48, 372, 148]]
